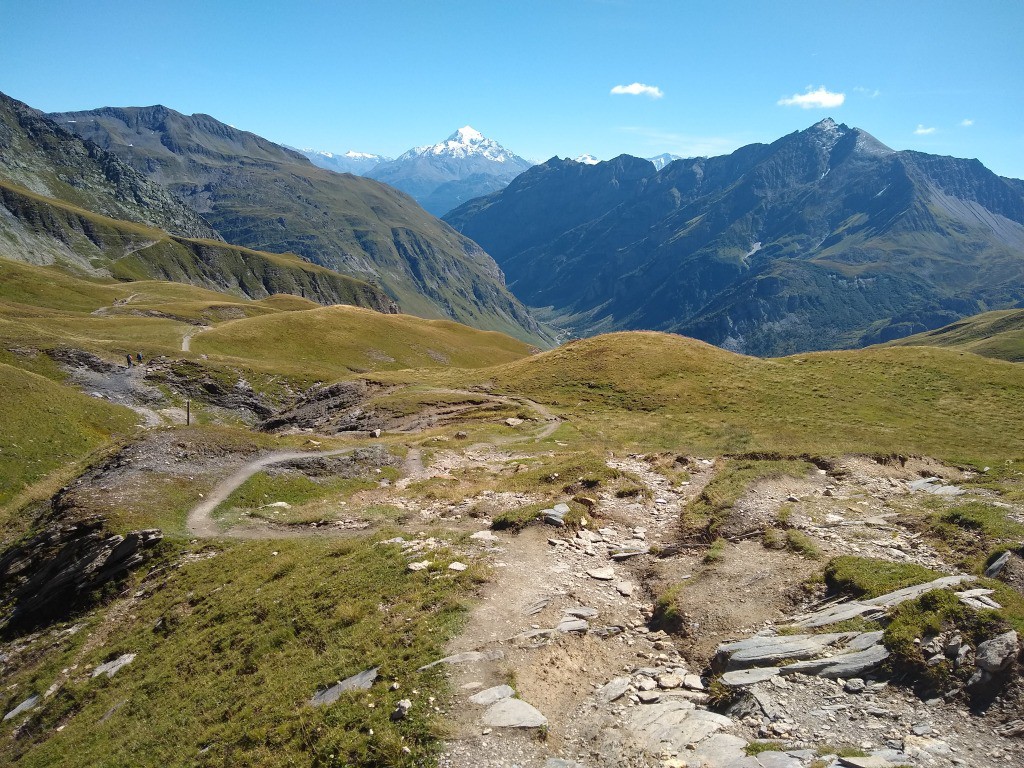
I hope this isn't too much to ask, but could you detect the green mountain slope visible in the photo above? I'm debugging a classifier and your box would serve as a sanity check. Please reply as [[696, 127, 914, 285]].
[[0, 180, 397, 311], [885, 309, 1024, 361], [50, 104, 548, 344], [445, 119, 1024, 355]]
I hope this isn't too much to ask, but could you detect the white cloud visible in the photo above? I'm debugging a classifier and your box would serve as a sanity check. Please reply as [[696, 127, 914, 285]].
[[777, 86, 845, 109], [853, 86, 881, 98], [960, 118, 974, 127], [914, 124, 937, 135], [610, 82, 664, 99]]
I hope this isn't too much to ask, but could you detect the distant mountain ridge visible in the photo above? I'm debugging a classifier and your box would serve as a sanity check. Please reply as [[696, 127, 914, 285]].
[[445, 119, 1024, 355], [291, 147, 390, 175], [50, 105, 548, 344], [367, 126, 534, 216]]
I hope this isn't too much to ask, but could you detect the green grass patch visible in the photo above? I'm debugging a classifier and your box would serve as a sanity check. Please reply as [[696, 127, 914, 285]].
[[682, 459, 814, 542], [823, 556, 943, 599], [785, 529, 822, 559], [883, 588, 1009, 690], [0, 536, 477, 767], [926, 501, 1024, 571], [491, 503, 547, 532], [703, 537, 727, 564], [0, 362, 138, 509], [652, 583, 687, 633], [745, 741, 787, 756]]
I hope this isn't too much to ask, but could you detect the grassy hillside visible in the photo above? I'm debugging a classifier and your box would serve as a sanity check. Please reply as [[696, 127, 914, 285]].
[[433, 331, 1024, 464], [192, 305, 535, 377], [0, 362, 137, 506], [0, 181, 396, 311], [52, 105, 550, 345], [885, 308, 1024, 362]]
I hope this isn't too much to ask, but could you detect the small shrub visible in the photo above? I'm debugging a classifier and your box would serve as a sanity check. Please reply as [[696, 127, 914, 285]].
[[785, 530, 822, 559], [703, 537, 727, 564]]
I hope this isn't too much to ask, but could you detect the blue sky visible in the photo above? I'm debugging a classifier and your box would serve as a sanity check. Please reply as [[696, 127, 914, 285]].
[[3, 0, 1022, 177]]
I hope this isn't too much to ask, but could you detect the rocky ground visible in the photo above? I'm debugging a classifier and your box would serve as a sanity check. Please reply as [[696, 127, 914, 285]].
[[3, 348, 1023, 767]]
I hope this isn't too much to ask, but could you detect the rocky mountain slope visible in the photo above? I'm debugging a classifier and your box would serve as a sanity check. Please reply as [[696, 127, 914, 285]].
[[0, 92, 216, 240], [368, 126, 534, 216], [49, 106, 547, 343], [445, 119, 1024, 355], [0, 93, 395, 310]]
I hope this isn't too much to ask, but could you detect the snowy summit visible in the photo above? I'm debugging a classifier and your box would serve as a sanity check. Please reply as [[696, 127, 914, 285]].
[[399, 126, 520, 163]]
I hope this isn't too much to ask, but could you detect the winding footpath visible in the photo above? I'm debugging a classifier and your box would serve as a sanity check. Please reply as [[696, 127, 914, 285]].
[[186, 449, 353, 537]]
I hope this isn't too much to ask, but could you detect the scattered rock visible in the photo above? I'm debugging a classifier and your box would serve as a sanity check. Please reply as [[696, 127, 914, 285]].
[[720, 667, 781, 687], [448, 562, 468, 571], [974, 630, 1019, 673], [844, 678, 867, 693], [3, 694, 40, 722], [556, 618, 589, 633], [985, 550, 1012, 578], [390, 698, 411, 721], [407, 560, 431, 572], [310, 667, 379, 706], [587, 566, 615, 581], [91, 653, 136, 679], [597, 676, 632, 703], [468, 685, 514, 706], [614, 581, 634, 597], [637, 690, 661, 704], [657, 673, 683, 689], [470, 530, 498, 542], [480, 698, 547, 728]]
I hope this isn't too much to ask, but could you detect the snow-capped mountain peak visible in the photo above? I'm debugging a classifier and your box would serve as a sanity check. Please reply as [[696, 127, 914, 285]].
[[574, 154, 599, 165], [398, 126, 523, 164], [344, 150, 381, 160]]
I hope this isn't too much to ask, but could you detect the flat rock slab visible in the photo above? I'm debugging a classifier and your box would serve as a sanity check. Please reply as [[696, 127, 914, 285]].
[[92, 653, 136, 679], [863, 574, 976, 607], [3, 694, 40, 722], [624, 699, 732, 754], [587, 567, 616, 581], [792, 575, 977, 628], [749, 752, 806, 768], [718, 632, 854, 668], [720, 667, 781, 687], [470, 530, 498, 542], [564, 606, 599, 619], [311, 666, 379, 706], [556, 618, 589, 633], [545, 760, 585, 768], [597, 676, 631, 703], [781, 643, 889, 678], [418, 650, 504, 671], [468, 684, 514, 706], [685, 733, 749, 767], [481, 698, 548, 728], [791, 601, 879, 628], [837, 757, 899, 768]]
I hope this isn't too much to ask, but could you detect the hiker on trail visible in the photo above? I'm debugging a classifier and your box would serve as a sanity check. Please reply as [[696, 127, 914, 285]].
[[126, 354, 133, 368], [136, 352, 143, 363]]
